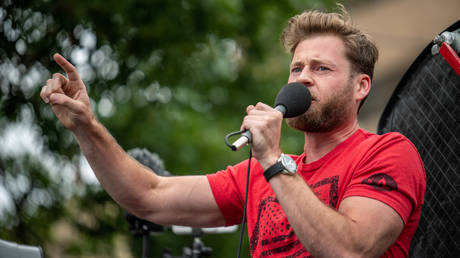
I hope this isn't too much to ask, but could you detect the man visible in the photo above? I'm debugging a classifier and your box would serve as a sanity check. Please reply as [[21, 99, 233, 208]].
[[40, 5, 425, 258]]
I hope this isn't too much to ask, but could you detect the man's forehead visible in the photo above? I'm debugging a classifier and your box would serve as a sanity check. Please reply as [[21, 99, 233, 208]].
[[290, 57, 336, 66], [291, 35, 347, 64]]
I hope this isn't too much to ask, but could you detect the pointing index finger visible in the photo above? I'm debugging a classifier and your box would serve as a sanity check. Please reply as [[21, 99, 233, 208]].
[[53, 53, 80, 81]]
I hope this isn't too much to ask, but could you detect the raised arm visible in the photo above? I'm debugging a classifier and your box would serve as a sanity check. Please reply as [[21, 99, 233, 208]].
[[40, 54, 224, 227]]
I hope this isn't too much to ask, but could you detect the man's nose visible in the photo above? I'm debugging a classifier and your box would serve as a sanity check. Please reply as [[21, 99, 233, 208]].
[[296, 68, 314, 87]]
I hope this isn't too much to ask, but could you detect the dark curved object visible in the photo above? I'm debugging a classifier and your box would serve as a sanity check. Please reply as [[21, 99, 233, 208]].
[[274, 82, 311, 118], [378, 20, 460, 257]]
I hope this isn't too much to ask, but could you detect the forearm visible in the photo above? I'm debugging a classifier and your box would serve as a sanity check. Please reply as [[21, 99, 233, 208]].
[[70, 119, 225, 227], [72, 119, 160, 215], [270, 174, 372, 257]]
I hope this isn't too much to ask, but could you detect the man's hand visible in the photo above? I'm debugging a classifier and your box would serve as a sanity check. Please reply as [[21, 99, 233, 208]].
[[241, 102, 283, 169], [40, 53, 93, 131]]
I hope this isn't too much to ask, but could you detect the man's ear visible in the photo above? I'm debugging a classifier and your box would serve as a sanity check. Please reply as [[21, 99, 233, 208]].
[[355, 73, 371, 102]]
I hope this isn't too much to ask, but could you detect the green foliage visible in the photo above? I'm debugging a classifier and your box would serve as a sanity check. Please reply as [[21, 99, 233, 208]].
[[0, 0, 336, 257]]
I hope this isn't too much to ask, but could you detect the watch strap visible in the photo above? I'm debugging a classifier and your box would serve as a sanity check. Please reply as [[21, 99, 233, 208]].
[[263, 161, 284, 182]]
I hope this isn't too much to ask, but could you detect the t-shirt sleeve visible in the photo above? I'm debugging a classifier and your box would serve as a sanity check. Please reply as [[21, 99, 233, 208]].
[[206, 159, 253, 226], [343, 133, 426, 224]]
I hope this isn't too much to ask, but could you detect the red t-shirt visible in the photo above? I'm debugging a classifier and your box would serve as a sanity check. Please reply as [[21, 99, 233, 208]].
[[207, 129, 426, 257]]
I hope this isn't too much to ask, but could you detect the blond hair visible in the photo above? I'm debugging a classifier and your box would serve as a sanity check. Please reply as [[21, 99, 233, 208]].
[[281, 4, 378, 80]]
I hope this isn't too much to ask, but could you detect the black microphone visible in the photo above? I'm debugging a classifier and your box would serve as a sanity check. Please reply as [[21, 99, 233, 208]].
[[230, 82, 312, 151]]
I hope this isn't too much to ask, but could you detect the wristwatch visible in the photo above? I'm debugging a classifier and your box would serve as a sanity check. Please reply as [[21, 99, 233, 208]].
[[263, 153, 297, 182]]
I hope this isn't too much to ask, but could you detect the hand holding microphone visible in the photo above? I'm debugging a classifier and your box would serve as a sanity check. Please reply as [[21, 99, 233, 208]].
[[227, 82, 312, 151]]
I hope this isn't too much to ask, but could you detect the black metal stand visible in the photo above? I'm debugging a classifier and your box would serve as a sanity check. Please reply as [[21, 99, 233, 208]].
[[182, 229, 212, 258], [142, 233, 149, 258]]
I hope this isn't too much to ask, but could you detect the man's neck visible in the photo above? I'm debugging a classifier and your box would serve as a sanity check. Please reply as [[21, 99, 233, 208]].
[[303, 120, 360, 164]]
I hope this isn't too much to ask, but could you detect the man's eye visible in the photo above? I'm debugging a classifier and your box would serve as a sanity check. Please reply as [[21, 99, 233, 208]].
[[291, 67, 302, 73], [318, 66, 329, 71]]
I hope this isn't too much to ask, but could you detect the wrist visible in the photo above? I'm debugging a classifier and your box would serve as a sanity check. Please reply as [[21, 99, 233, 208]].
[[72, 115, 99, 138], [263, 153, 297, 182], [259, 151, 282, 171]]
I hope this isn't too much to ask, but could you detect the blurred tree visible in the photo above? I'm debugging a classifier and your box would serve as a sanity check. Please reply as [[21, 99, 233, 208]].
[[0, 0, 337, 257]]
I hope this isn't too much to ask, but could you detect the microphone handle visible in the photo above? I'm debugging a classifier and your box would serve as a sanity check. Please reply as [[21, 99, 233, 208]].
[[230, 105, 286, 151], [231, 130, 252, 151]]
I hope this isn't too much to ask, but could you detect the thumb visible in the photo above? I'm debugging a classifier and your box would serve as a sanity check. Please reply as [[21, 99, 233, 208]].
[[49, 92, 82, 112], [246, 105, 255, 114]]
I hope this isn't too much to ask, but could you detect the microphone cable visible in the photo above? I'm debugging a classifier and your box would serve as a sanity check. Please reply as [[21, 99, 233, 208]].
[[225, 130, 253, 258]]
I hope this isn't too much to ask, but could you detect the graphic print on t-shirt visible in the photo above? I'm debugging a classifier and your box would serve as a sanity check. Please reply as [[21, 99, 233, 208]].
[[361, 173, 398, 192], [250, 176, 339, 257]]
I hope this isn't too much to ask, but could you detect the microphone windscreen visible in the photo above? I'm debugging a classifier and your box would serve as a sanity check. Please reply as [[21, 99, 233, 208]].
[[274, 82, 311, 118]]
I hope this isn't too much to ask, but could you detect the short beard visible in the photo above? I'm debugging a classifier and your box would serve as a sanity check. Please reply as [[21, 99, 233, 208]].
[[286, 82, 354, 133]]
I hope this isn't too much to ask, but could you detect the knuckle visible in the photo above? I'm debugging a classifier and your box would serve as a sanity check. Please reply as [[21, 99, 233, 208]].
[[75, 102, 86, 114], [275, 111, 283, 119], [261, 121, 269, 129]]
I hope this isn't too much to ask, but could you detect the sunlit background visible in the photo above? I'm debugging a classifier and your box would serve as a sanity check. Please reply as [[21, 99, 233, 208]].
[[0, 0, 459, 257]]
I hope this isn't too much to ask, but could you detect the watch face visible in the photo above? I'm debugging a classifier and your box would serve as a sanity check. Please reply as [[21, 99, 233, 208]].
[[281, 154, 297, 173]]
